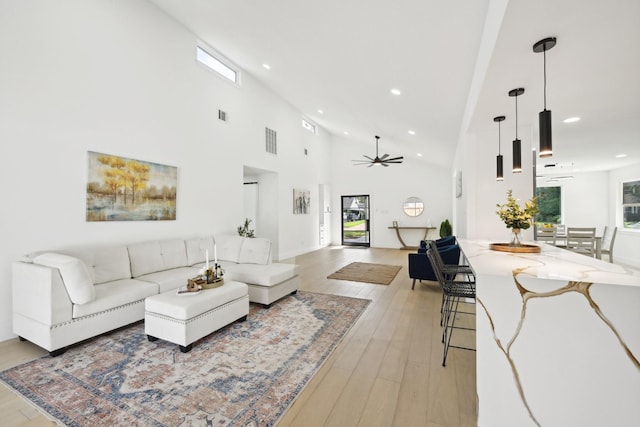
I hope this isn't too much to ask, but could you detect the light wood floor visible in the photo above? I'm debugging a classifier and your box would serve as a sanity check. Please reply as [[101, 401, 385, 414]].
[[0, 246, 477, 426]]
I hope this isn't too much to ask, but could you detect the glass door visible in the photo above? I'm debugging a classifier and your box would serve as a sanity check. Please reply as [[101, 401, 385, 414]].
[[341, 195, 370, 247]]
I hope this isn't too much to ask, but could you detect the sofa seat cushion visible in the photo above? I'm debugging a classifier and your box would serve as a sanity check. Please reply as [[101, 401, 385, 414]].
[[145, 281, 248, 320], [136, 267, 202, 293], [73, 278, 158, 318], [32, 253, 96, 304], [222, 262, 299, 287]]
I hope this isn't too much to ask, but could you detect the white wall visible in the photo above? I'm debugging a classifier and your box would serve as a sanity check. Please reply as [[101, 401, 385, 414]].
[[609, 164, 640, 268], [328, 136, 452, 248], [0, 0, 330, 341], [456, 126, 537, 242]]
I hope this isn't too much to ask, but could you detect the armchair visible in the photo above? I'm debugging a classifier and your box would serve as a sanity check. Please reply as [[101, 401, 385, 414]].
[[409, 243, 461, 289], [417, 235, 456, 253]]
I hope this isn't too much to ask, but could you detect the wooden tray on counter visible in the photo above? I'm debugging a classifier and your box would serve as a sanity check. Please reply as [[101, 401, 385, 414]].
[[489, 243, 541, 253]]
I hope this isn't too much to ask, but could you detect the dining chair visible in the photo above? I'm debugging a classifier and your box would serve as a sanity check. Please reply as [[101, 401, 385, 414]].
[[601, 226, 617, 263], [566, 227, 596, 257], [537, 227, 557, 245]]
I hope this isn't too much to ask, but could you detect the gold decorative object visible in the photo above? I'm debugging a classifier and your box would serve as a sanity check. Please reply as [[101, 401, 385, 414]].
[[490, 243, 541, 253]]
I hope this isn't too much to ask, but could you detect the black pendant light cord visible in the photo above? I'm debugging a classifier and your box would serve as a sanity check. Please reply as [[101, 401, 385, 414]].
[[543, 49, 547, 109], [515, 94, 519, 139], [498, 121, 502, 154]]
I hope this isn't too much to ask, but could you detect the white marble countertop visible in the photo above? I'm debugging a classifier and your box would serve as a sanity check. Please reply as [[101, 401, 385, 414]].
[[459, 239, 640, 287], [458, 239, 640, 427]]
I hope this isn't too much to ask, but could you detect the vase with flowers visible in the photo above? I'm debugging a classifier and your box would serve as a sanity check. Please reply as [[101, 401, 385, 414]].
[[496, 190, 538, 247]]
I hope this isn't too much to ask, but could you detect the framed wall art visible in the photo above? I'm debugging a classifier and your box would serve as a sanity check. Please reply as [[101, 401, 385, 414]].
[[86, 151, 177, 221], [293, 188, 310, 214]]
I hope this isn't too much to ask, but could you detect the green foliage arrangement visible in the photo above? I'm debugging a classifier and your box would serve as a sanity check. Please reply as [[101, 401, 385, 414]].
[[237, 218, 255, 238], [439, 219, 452, 238], [496, 189, 538, 230]]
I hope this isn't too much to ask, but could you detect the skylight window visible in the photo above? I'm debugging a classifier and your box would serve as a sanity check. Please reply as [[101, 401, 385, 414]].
[[196, 45, 239, 84], [302, 119, 317, 134]]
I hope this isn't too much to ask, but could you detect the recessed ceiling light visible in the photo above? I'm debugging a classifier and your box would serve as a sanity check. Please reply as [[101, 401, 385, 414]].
[[343, 131, 349, 135], [616, 154, 628, 158], [417, 153, 423, 157], [390, 88, 401, 96], [408, 130, 416, 135], [262, 63, 271, 70], [317, 109, 324, 114], [563, 116, 581, 123]]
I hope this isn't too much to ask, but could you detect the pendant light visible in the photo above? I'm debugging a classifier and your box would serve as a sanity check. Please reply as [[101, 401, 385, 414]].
[[533, 37, 556, 158], [509, 88, 525, 173], [494, 116, 506, 181]]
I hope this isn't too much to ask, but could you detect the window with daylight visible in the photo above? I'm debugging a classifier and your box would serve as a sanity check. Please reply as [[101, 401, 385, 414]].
[[535, 186, 562, 225], [196, 45, 239, 84], [302, 119, 316, 134], [622, 180, 640, 230]]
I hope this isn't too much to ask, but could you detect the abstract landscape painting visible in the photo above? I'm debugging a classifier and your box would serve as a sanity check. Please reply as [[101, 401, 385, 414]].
[[86, 151, 177, 221]]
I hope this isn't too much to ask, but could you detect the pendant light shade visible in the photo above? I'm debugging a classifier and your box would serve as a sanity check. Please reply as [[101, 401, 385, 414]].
[[494, 116, 505, 181], [509, 88, 525, 173], [533, 37, 556, 158]]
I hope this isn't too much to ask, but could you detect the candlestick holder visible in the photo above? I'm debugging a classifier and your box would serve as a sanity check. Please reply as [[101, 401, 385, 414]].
[[203, 263, 225, 288]]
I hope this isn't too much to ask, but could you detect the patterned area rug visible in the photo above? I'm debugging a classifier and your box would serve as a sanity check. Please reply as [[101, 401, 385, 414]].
[[0, 291, 369, 427], [327, 262, 402, 285]]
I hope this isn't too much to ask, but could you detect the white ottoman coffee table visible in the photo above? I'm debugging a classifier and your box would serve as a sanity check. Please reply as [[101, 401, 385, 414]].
[[144, 280, 249, 352]]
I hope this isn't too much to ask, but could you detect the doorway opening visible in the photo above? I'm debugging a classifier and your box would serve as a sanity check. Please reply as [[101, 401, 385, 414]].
[[341, 195, 370, 247]]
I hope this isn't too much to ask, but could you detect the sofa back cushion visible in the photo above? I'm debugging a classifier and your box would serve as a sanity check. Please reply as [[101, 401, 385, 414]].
[[68, 246, 132, 284], [238, 237, 271, 265], [185, 237, 215, 266], [32, 253, 96, 304], [159, 239, 188, 269], [214, 235, 244, 263], [128, 239, 188, 277]]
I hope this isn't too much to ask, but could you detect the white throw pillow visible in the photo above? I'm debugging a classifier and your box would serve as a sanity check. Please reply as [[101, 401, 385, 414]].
[[238, 238, 271, 265], [32, 253, 96, 304]]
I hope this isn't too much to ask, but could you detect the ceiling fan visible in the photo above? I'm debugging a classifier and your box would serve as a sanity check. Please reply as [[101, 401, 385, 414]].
[[353, 136, 404, 167]]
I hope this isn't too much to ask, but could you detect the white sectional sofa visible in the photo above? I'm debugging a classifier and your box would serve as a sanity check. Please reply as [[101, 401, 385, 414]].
[[12, 235, 299, 356]]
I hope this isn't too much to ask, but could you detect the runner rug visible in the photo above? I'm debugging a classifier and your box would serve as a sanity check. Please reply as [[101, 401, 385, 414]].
[[0, 291, 369, 427], [327, 262, 402, 285]]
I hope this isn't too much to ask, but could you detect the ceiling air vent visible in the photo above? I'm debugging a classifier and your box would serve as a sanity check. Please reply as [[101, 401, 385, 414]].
[[218, 109, 228, 122], [265, 127, 277, 155]]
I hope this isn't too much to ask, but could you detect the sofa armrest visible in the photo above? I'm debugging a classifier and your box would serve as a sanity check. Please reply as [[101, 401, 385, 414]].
[[12, 262, 73, 326]]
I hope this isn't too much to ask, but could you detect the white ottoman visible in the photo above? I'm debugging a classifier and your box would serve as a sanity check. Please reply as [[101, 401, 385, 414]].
[[144, 280, 249, 352]]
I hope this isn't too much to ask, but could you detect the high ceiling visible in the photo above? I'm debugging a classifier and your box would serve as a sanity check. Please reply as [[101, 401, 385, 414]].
[[150, 0, 640, 175]]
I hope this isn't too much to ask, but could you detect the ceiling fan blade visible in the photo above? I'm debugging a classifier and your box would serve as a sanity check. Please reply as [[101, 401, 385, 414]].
[[385, 156, 404, 162], [383, 160, 403, 164], [363, 155, 375, 161], [381, 163, 389, 167], [380, 154, 389, 160]]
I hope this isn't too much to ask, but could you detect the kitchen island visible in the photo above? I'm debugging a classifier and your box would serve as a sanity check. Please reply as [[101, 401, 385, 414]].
[[459, 239, 640, 427]]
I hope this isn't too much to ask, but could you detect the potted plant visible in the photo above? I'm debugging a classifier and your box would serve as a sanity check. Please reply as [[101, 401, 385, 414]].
[[237, 218, 255, 238], [495, 190, 538, 246], [439, 219, 452, 238]]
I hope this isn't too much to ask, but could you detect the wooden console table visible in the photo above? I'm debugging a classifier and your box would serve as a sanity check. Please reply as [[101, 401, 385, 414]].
[[388, 226, 436, 249]]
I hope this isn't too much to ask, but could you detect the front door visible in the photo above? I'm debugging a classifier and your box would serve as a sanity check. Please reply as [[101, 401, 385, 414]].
[[341, 195, 370, 247]]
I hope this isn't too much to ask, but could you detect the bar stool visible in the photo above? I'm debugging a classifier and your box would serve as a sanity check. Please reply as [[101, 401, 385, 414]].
[[427, 241, 476, 366]]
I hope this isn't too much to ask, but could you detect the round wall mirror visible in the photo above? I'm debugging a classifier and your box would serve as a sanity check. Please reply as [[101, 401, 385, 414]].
[[403, 197, 424, 217]]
